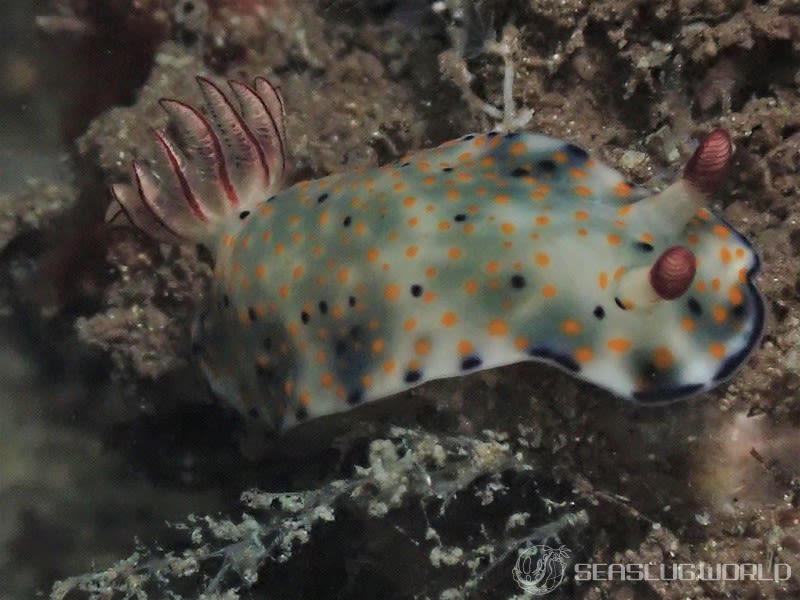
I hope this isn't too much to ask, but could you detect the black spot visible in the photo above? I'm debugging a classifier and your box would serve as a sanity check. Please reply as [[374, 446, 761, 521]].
[[319, 300, 328, 314], [731, 303, 747, 319], [505, 131, 520, 138], [263, 337, 272, 351], [335, 340, 348, 356], [614, 297, 628, 310], [454, 213, 467, 222], [511, 167, 531, 177], [191, 342, 203, 356], [487, 131, 499, 138], [510, 274, 526, 289], [442, 166, 454, 172], [348, 296, 357, 308], [317, 193, 329, 203], [538, 160, 557, 172], [255, 364, 276, 382], [346, 388, 364, 405], [349, 325, 361, 341], [400, 161, 411, 168], [295, 406, 308, 421], [410, 284, 423, 297], [593, 305, 605, 320], [461, 356, 483, 370], [687, 297, 702, 316], [301, 311, 310, 324], [528, 347, 580, 373], [342, 216, 352, 227], [267, 195, 276, 202], [404, 370, 422, 383], [239, 210, 251, 220], [462, 134, 475, 140], [633, 241, 654, 253], [248, 407, 259, 419], [223, 294, 230, 308], [632, 383, 704, 403], [248, 307, 258, 322], [564, 143, 589, 161]]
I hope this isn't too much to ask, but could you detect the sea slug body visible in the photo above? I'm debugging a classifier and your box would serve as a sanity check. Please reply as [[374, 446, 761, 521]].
[[108, 77, 764, 431]]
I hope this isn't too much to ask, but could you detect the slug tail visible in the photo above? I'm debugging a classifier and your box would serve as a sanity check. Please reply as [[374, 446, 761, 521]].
[[107, 76, 288, 246]]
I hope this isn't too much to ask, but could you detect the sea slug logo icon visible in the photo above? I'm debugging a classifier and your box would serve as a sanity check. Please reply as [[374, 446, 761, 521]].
[[512, 544, 571, 595]]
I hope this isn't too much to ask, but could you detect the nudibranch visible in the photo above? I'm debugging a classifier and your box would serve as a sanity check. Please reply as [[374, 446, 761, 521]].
[[108, 76, 764, 431]]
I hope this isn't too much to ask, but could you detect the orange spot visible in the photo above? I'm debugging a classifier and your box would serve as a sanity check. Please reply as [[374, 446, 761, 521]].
[[415, 339, 431, 356], [406, 245, 419, 258], [486, 261, 500, 274], [403, 196, 416, 207], [463, 223, 475, 234], [553, 151, 568, 164], [738, 268, 747, 283], [293, 265, 304, 280], [457, 171, 472, 182], [241, 236, 251, 249], [408, 216, 419, 227], [446, 189, 460, 201], [261, 204, 274, 216], [613, 267, 626, 281], [367, 248, 380, 262], [542, 284, 557, 298], [607, 338, 631, 353], [615, 182, 633, 198], [423, 175, 436, 185], [696, 208, 712, 221], [384, 284, 401, 301], [458, 151, 472, 162], [487, 319, 509, 336], [464, 279, 478, 294], [577, 228, 588, 237], [501, 222, 516, 234], [720, 247, 732, 264], [570, 167, 587, 179], [299, 391, 311, 407], [354, 222, 367, 236], [640, 233, 654, 243], [321, 372, 333, 388], [681, 317, 696, 331], [439, 221, 451, 231], [561, 319, 582, 335], [514, 336, 529, 351], [403, 318, 417, 331], [292, 232, 303, 244], [337, 268, 350, 284], [372, 339, 384, 354], [696, 280, 707, 293], [448, 247, 462, 259], [481, 156, 496, 167], [457, 339, 473, 355], [494, 193, 511, 204], [712, 278, 721, 291], [423, 291, 438, 303], [598, 271, 608, 290], [425, 267, 437, 278], [393, 181, 406, 192], [535, 252, 550, 267], [606, 233, 621, 246], [441, 311, 458, 327], [713, 224, 730, 239], [735, 247, 746, 259], [274, 243, 285, 255], [653, 347, 674, 370], [709, 342, 726, 359], [536, 215, 551, 226], [319, 211, 330, 226], [729, 285, 744, 306], [383, 360, 396, 373], [713, 305, 728, 323], [509, 142, 527, 156], [279, 285, 290, 298], [574, 347, 594, 363], [255, 264, 266, 278], [575, 185, 592, 197]]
